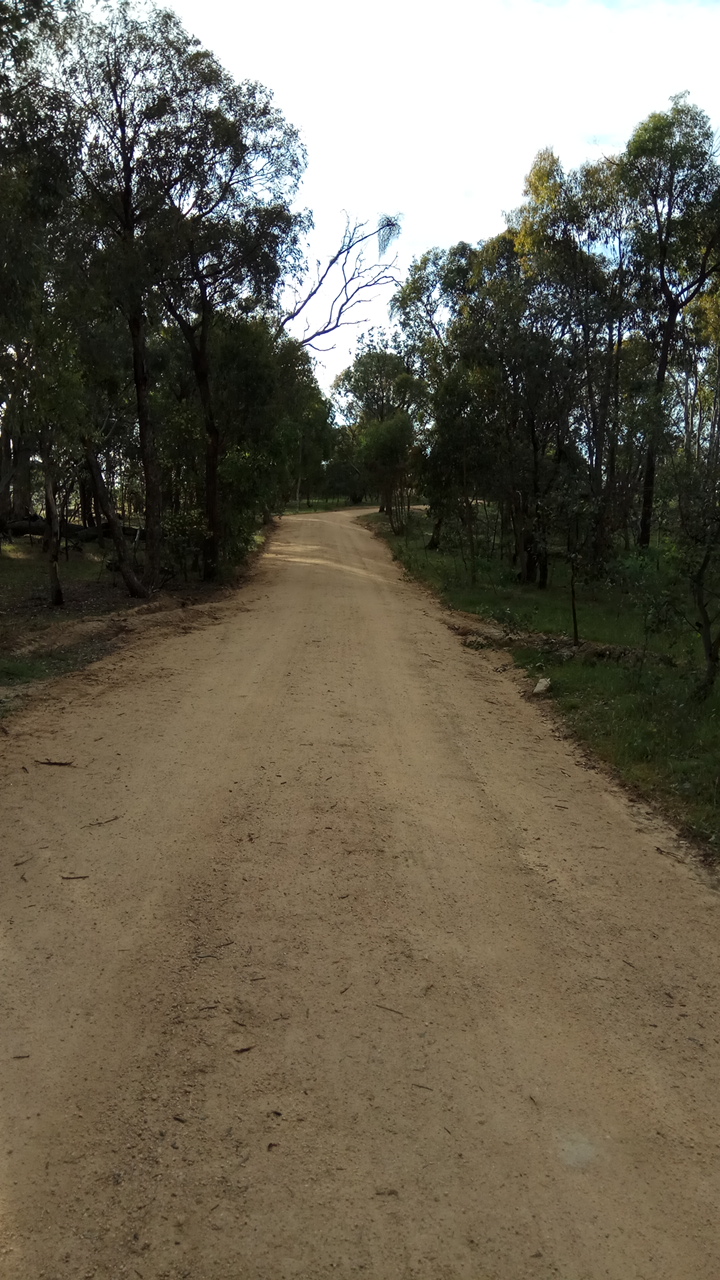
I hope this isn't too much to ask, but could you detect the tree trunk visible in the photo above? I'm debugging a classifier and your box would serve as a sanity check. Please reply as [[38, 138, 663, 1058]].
[[463, 497, 477, 584], [128, 310, 162, 588], [295, 433, 303, 512], [168, 302, 221, 582], [203, 420, 221, 581], [79, 470, 96, 528], [43, 461, 63, 607], [638, 443, 657, 551], [188, 347, 220, 582], [84, 442, 149, 599], [426, 516, 443, 551], [510, 493, 534, 582], [12, 430, 33, 518], [0, 419, 12, 523], [698, 652, 720, 699], [537, 542, 549, 589], [639, 312, 677, 549], [570, 559, 580, 647]]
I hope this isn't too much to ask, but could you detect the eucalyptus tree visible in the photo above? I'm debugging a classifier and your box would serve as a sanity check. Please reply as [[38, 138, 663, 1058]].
[[442, 233, 582, 583], [58, 4, 182, 584], [0, 18, 79, 524], [216, 327, 318, 517], [156, 69, 306, 578], [60, 3, 310, 583], [333, 338, 421, 529], [0, 0, 54, 90], [58, 6, 220, 582], [620, 94, 720, 547], [510, 149, 636, 562]]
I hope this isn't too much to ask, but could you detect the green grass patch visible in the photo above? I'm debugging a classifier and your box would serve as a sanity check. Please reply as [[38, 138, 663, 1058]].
[[367, 510, 720, 854], [0, 539, 107, 600], [373, 511, 691, 654], [514, 645, 720, 851], [0, 642, 111, 688]]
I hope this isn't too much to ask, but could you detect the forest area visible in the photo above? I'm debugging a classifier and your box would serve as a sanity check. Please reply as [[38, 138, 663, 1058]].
[[3, 1, 720, 845], [330, 96, 720, 851], [0, 0, 395, 611]]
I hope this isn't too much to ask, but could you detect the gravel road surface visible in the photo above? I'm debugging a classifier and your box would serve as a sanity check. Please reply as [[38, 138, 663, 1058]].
[[2, 510, 719, 1279]]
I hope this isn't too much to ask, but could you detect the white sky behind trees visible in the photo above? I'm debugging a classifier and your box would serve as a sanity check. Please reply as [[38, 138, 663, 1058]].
[[170, 0, 720, 387]]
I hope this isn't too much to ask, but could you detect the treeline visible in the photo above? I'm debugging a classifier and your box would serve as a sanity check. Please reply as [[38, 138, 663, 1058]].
[[335, 96, 720, 692], [1, 1, 405, 598]]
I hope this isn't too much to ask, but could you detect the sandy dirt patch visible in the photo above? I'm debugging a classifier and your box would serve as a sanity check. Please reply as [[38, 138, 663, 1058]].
[[1, 510, 719, 1279]]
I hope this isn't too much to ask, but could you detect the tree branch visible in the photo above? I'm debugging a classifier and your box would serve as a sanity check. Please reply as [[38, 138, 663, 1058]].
[[279, 214, 401, 348]]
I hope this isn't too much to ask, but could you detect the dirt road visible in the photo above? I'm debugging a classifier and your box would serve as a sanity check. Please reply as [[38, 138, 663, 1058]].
[[2, 510, 720, 1280]]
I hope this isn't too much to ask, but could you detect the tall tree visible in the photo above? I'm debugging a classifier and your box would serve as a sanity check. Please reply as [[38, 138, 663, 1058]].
[[157, 72, 305, 578], [621, 94, 720, 546]]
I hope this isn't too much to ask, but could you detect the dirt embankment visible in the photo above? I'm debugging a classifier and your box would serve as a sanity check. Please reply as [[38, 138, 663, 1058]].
[[2, 509, 719, 1280]]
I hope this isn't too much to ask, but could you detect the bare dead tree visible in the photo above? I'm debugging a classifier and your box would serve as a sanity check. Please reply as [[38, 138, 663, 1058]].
[[280, 214, 401, 349]]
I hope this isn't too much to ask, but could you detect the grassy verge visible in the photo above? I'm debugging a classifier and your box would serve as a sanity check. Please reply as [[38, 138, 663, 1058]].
[[367, 510, 720, 856], [0, 535, 243, 720], [0, 644, 111, 685], [0, 638, 119, 720]]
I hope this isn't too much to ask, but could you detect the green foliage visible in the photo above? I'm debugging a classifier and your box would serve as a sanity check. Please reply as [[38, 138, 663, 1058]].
[[373, 510, 720, 850], [0, 0, 333, 593], [515, 645, 720, 849], [332, 336, 424, 530]]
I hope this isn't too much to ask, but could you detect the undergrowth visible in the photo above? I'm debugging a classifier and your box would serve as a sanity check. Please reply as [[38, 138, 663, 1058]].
[[367, 510, 720, 856]]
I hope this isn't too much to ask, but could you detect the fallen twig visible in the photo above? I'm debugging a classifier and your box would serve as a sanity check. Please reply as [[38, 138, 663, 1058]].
[[82, 815, 121, 829], [233, 1045, 255, 1054], [61, 874, 89, 880], [35, 758, 75, 767], [375, 1003, 406, 1017]]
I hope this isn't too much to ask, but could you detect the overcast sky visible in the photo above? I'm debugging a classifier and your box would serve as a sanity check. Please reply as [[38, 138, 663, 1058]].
[[170, 0, 720, 387]]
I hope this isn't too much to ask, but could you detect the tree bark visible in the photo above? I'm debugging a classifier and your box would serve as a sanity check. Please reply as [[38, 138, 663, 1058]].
[[163, 288, 220, 582], [639, 311, 677, 549], [426, 516, 443, 551], [570, 558, 580, 647], [43, 461, 63, 607], [79, 470, 96, 528], [203, 417, 221, 582], [128, 310, 162, 588], [188, 345, 220, 582], [12, 429, 33, 518], [84, 442, 149, 599], [0, 418, 13, 523]]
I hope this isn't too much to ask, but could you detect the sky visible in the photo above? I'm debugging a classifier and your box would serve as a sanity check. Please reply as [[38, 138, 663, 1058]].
[[169, 0, 720, 388]]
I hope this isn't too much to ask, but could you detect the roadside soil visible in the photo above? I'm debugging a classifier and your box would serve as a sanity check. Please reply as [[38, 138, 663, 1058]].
[[2, 509, 719, 1280]]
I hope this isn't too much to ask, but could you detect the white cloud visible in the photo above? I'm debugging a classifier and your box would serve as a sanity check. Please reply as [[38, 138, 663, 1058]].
[[169, 0, 720, 385]]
